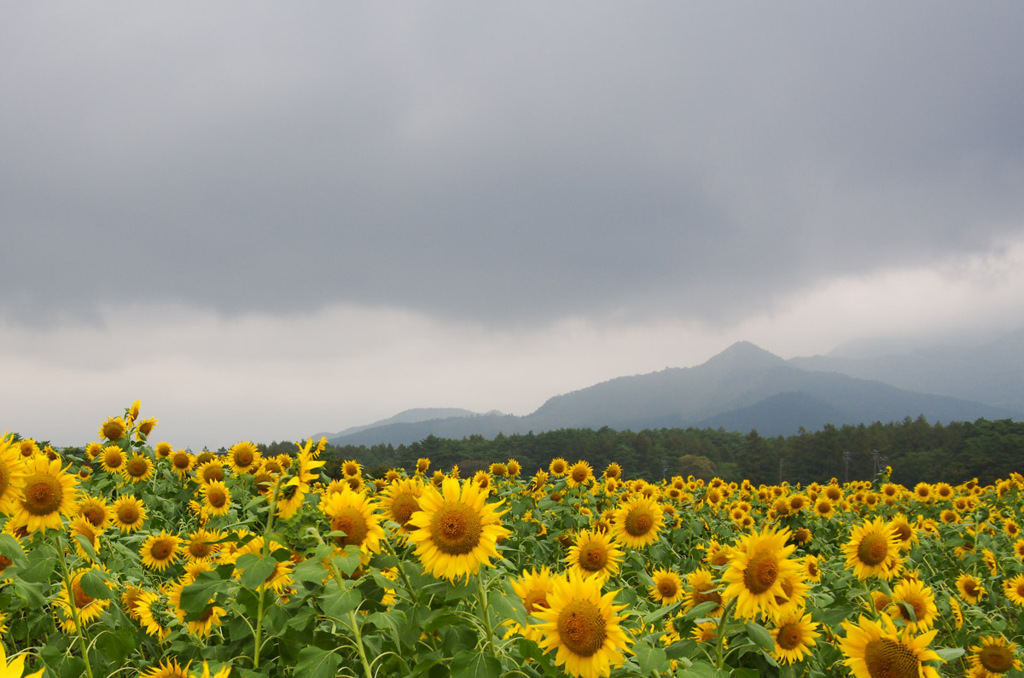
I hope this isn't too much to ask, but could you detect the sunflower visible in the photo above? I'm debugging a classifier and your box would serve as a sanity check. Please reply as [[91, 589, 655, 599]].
[[183, 527, 225, 562], [74, 494, 112, 530], [194, 459, 228, 484], [648, 568, 684, 606], [682, 568, 724, 617], [506, 459, 522, 477], [813, 498, 835, 519], [534, 571, 631, 678], [9, 455, 79, 533], [407, 477, 510, 583], [1002, 573, 1024, 608], [0, 435, 28, 515], [341, 459, 363, 478], [100, 445, 125, 473], [166, 581, 226, 638], [53, 566, 112, 632], [842, 517, 903, 581], [274, 478, 307, 520], [566, 529, 623, 583], [549, 458, 569, 477], [415, 457, 430, 474], [200, 480, 232, 517], [135, 417, 158, 439], [887, 578, 938, 632], [968, 635, 1022, 677], [227, 441, 260, 475], [122, 453, 154, 483], [566, 461, 594, 489], [140, 530, 182, 571], [111, 495, 148, 532], [319, 486, 385, 554], [68, 516, 103, 560], [0, 643, 44, 678], [770, 569, 810, 622], [721, 525, 801, 620], [603, 463, 623, 480], [957, 573, 986, 605], [890, 513, 918, 551], [169, 450, 194, 477], [140, 658, 192, 678], [949, 595, 964, 630], [511, 567, 555, 642], [380, 477, 425, 534], [611, 495, 664, 549], [839, 612, 943, 678], [771, 611, 820, 665], [225, 536, 294, 594], [98, 416, 127, 442]]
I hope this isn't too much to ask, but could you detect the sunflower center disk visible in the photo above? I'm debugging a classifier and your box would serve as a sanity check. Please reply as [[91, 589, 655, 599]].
[[556, 600, 607, 657], [73, 580, 94, 608], [119, 506, 140, 523], [624, 508, 653, 537], [84, 507, 105, 526], [743, 550, 780, 595], [208, 489, 227, 508], [857, 533, 890, 566], [151, 540, 174, 560], [579, 543, 609, 572], [776, 623, 802, 651], [189, 542, 212, 558], [979, 646, 1015, 673], [524, 590, 548, 613], [127, 460, 148, 477], [390, 494, 420, 527], [332, 509, 370, 547], [24, 473, 62, 515], [430, 503, 482, 555], [863, 638, 921, 678], [657, 579, 678, 598]]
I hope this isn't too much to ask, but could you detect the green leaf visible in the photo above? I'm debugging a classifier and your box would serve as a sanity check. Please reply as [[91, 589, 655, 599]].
[[180, 576, 223, 619], [643, 601, 680, 624], [745, 621, 775, 652], [0, 534, 25, 564], [935, 647, 966, 661], [239, 555, 279, 590], [685, 600, 721, 619], [322, 585, 362, 619], [732, 669, 761, 678], [450, 650, 502, 678], [79, 569, 113, 600], [634, 641, 669, 674]]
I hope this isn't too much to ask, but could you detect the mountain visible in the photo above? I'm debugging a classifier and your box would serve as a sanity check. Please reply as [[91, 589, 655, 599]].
[[789, 328, 1024, 413], [314, 408, 496, 440], [325, 337, 1022, 446]]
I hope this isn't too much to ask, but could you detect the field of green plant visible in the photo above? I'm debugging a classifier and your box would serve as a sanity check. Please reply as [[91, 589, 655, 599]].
[[1, 402, 1023, 678]]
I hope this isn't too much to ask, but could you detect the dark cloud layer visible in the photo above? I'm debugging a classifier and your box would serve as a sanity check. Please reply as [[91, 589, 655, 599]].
[[3, 2, 1023, 328]]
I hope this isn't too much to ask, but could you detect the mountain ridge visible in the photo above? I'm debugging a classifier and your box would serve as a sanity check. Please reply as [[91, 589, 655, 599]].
[[323, 332, 1023, 447]]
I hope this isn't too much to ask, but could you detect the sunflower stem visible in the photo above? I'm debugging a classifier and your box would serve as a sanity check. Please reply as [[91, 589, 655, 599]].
[[476, 570, 498, 660], [346, 609, 375, 678], [252, 472, 285, 670], [54, 534, 96, 678], [715, 597, 737, 671]]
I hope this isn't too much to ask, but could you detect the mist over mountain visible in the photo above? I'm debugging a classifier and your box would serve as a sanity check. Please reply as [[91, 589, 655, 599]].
[[323, 331, 1023, 447]]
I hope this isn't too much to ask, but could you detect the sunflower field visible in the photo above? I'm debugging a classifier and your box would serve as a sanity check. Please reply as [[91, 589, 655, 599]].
[[2, 403, 1024, 678]]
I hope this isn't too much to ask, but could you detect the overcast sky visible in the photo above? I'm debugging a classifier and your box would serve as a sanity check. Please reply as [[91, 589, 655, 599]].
[[3, 3, 1023, 450]]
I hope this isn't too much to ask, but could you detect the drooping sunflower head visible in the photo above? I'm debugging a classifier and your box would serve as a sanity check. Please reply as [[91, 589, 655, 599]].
[[407, 477, 510, 583], [566, 529, 623, 583], [968, 635, 1022, 677], [534, 570, 631, 678]]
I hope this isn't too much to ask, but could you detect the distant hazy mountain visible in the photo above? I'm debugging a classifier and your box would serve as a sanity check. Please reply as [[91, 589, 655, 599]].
[[789, 328, 1024, 413], [325, 336, 1022, 446], [315, 408, 490, 440]]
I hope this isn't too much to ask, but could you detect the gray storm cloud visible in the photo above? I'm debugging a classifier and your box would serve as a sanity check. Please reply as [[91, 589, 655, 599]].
[[2, 2, 1022, 328]]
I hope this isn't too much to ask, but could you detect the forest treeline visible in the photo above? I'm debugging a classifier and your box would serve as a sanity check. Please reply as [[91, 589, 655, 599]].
[[259, 416, 1024, 487]]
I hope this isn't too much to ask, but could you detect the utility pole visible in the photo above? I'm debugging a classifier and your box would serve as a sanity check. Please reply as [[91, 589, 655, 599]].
[[843, 449, 852, 484]]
